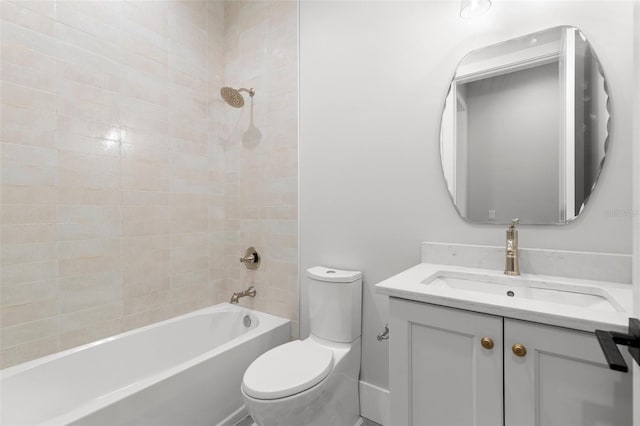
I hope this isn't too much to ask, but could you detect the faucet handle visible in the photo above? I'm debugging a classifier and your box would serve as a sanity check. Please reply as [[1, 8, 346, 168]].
[[510, 218, 520, 229], [240, 247, 260, 270]]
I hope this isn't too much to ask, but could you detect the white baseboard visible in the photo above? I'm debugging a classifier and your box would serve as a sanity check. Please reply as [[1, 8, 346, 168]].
[[359, 380, 389, 426], [218, 405, 248, 426]]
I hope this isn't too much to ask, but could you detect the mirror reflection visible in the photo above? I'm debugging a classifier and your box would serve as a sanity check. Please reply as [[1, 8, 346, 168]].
[[440, 26, 609, 225]]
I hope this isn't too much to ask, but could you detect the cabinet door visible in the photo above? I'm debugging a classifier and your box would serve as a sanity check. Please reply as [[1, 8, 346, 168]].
[[504, 318, 632, 426], [389, 298, 503, 426]]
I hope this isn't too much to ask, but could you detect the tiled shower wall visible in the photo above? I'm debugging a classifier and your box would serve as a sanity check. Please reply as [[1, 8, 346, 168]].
[[220, 1, 298, 332], [0, 0, 298, 368]]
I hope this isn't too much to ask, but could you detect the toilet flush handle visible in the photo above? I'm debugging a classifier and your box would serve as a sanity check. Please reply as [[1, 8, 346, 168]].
[[377, 324, 390, 341]]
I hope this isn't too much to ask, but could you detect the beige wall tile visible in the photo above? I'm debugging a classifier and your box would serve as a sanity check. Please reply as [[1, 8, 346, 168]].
[[123, 289, 170, 316], [122, 145, 170, 172], [221, 0, 298, 325], [58, 302, 123, 334], [1, 297, 58, 327], [56, 205, 121, 241], [1, 261, 57, 286], [122, 235, 170, 299], [1, 280, 57, 307], [56, 95, 119, 126], [56, 0, 121, 45], [1, 317, 58, 349], [1, 143, 58, 186], [123, 71, 169, 106], [1, 105, 56, 148], [170, 292, 212, 316], [168, 43, 206, 81], [1, 82, 56, 111], [57, 248, 120, 275], [171, 203, 208, 233], [1, 118, 55, 148], [1, 161, 57, 186], [59, 318, 122, 351], [57, 187, 121, 205], [122, 190, 170, 206], [121, 305, 173, 332], [5, 1, 56, 19], [172, 268, 209, 289], [2, 179, 56, 207], [171, 232, 208, 274], [58, 271, 123, 315], [122, 204, 170, 236], [169, 1, 206, 33], [55, 49, 122, 93], [0, 0, 298, 368], [121, 161, 171, 192], [121, 1, 168, 38], [121, 49, 168, 81], [57, 238, 119, 259], [0, 336, 58, 369], [120, 97, 169, 134], [55, 115, 120, 141], [55, 133, 120, 159], [1, 204, 56, 225], [56, 79, 120, 116], [2, 223, 56, 245], [1, 242, 56, 265], [1, 19, 58, 57], [57, 150, 120, 189]]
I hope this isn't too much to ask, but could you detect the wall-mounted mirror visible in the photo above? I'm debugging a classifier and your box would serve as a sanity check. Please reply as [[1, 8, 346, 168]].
[[440, 26, 609, 225]]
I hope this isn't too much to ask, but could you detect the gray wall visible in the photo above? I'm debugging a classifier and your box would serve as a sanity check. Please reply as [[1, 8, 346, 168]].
[[465, 62, 560, 223], [299, 0, 636, 392]]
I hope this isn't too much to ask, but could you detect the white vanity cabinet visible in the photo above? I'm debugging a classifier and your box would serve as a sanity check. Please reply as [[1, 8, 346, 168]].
[[504, 318, 632, 426], [389, 297, 632, 426], [389, 298, 504, 426]]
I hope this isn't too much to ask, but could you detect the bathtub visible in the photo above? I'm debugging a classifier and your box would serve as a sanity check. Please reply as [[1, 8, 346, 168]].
[[0, 303, 290, 426]]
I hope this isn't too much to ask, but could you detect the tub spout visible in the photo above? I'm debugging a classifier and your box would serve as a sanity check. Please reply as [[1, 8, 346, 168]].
[[230, 285, 256, 304]]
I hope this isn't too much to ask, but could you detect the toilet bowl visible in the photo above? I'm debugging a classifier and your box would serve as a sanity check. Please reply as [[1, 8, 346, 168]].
[[241, 267, 363, 426]]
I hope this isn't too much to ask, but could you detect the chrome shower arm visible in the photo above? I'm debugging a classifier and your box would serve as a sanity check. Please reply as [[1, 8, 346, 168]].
[[237, 88, 255, 97]]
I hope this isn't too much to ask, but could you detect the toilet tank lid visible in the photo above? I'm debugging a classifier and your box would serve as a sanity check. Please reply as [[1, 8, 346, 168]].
[[306, 266, 362, 283]]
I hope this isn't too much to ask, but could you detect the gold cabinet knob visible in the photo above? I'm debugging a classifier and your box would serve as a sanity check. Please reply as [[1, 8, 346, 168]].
[[480, 337, 494, 350], [512, 344, 527, 357]]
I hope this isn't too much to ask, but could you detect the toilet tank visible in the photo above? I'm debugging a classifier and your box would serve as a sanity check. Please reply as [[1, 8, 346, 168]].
[[306, 266, 362, 343]]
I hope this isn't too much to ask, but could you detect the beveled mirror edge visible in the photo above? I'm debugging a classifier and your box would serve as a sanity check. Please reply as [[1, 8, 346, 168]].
[[437, 25, 612, 226]]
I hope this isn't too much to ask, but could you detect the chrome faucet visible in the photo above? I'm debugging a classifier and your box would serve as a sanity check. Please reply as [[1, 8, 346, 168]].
[[230, 285, 256, 304], [504, 218, 520, 276]]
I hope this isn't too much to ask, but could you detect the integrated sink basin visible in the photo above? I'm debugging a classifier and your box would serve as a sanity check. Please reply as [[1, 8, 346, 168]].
[[423, 271, 623, 313], [375, 263, 633, 333]]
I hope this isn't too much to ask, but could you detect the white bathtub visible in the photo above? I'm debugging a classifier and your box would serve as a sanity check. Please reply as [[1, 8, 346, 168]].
[[0, 303, 290, 426]]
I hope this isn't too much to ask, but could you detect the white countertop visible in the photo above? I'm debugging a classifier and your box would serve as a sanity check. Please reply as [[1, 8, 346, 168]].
[[376, 263, 633, 333]]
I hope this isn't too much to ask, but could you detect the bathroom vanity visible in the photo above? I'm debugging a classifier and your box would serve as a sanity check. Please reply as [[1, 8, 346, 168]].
[[380, 22, 639, 425], [377, 263, 633, 426]]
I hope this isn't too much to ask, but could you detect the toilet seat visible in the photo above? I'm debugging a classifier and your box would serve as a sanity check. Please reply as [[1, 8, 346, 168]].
[[242, 340, 334, 400]]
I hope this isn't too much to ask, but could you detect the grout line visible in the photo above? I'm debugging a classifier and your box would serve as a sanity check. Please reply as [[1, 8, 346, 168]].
[[53, 0, 60, 355], [117, 0, 125, 335], [0, 81, 56, 97], [206, 0, 211, 305]]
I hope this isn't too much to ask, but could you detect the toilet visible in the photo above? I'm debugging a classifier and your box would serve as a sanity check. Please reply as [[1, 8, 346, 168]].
[[241, 266, 363, 426]]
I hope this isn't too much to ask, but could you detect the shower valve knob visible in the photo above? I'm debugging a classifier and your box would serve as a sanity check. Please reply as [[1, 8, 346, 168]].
[[240, 247, 261, 270]]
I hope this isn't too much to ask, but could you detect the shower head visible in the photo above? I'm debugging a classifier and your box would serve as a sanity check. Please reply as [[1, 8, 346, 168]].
[[220, 87, 255, 108]]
